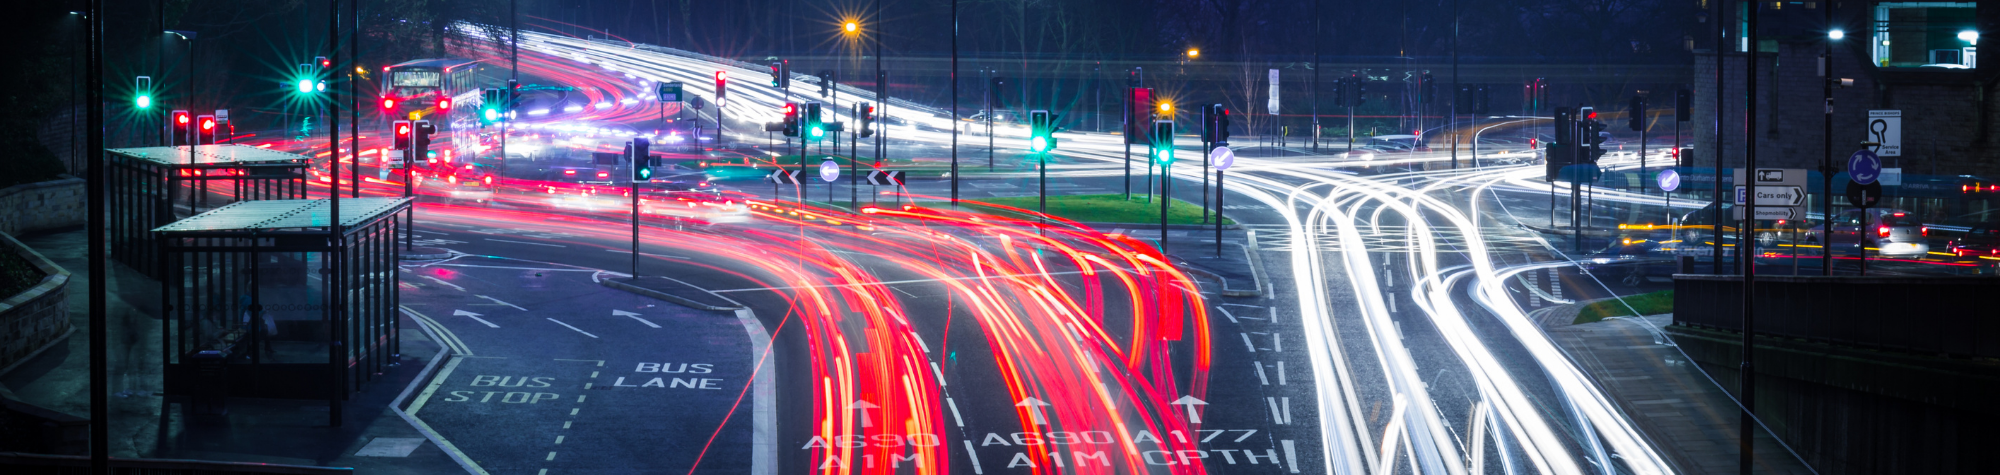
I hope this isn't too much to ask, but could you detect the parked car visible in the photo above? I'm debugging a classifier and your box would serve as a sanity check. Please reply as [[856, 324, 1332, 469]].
[[1804, 209, 1931, 258]]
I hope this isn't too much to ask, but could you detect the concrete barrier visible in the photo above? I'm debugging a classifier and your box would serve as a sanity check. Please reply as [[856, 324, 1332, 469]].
[[0, 231, 70, 376]]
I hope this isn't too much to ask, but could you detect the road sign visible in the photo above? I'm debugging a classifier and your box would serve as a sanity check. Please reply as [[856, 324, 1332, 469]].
[[1732, 168, 1807, 220], [1266, 69, 1280, 115], [865, 170, 905, 186], [1847, 149, 1882, 185], [690, 95, 707, 110], [1213, 146, 1235, 171], [1880, 168, 1903, 186], [766, 169, 800, 184], [819, 160, 840, 182], [1846, 181, 1883, 208], [656, 82, 683, 102], [1866, 110, 1901, 157], [1657, 169, 1680, 192]]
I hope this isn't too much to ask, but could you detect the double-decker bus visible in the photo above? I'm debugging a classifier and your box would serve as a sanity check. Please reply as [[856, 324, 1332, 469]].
[[378, 58, 480, 125]]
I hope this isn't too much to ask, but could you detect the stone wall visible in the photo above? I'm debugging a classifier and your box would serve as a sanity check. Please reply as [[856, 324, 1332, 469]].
[[0, 178, 85, 236], [0, 231, 70, 376]]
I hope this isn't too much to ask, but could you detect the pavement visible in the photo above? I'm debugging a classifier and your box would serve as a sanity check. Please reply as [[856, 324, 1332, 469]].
[[1534, 304, 1816, 474]]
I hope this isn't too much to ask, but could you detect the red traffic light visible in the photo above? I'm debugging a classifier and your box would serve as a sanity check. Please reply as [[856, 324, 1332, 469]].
[[397, 124, 411, 136], [200, 118, 215, 131], [782, 103, 795, 114], [1587, 111, 1598, 119], [319, 57, 331, 68], [715, 71, 727, 81], [175, 112, 189, 124], [382, 98, 397, 110], [437, 98, 451, 110]]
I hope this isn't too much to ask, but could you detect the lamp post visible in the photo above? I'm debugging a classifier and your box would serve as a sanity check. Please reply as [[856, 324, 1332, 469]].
[[1825, 23, 1841, 275]]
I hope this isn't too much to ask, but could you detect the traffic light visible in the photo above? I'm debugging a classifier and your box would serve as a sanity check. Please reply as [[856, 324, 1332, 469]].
[[1126, 68, 1141, 88], [134, 76, 152, 110], [1544, 107, 1575, 181], [1583, 113, 1609, 163], [989, 77, 1007, 109], [860, 103, 876, 138], [393, 120, 412, 150], [196, 115, 216, 145], [1330, 79, 1345, 107], [479, 88, 505, 125], [804, 102, 826, 142], [1628, 95, 1647, 131], [630, 137, 654, 181], [1201, 104, 1231, 144], [1675, 89, 1692, 120], [1473, 85, 1491, 115], [437, 96, 451, 110], [1216, 107, 1232, 144], [769, 61, 789, 89], [413, 120, 435, 167], [171, 110, 191, 146], [1457, 84, 1490, 114], [381, 97, 397, 111], [1152, 120, 1175, 164], [782, 103, 801, 137], [713, 71, 727, 108], [1419, 73, 1437, 104], [1343, 75, 1366, 107], [316, 56, 331, 70], [817, 71, 833, 97], [1028, 110, 1054, 153]]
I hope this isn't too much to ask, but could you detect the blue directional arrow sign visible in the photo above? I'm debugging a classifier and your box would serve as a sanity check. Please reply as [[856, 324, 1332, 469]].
[[1847, 149, 1882, 185]]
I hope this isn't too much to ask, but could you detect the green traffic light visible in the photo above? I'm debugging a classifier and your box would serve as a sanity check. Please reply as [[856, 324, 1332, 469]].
[[810, 126, 824, 138], [1031, 136, 1048, 152], [135, 94, 152, 109], [483, 108, 499, 121], [297, 79, 312, 94]]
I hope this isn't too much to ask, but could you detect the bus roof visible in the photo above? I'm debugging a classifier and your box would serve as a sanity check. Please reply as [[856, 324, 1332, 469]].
[[385, 58, 478, 71]]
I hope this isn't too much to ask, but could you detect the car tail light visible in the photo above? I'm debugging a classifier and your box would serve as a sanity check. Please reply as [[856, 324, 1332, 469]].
[[597, 171, 609, 179], [1921, 226, 1929, 237], [1878, 226, 1891, 238], [564, 169, 576, 175]]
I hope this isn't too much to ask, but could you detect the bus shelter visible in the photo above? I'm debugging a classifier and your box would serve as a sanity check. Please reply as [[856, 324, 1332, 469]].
[[153, 198, 410, 423], [108, 145, 310, 280]]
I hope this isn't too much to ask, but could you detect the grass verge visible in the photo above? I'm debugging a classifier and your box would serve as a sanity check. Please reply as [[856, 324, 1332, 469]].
[[1574, 290, 1674, 324]]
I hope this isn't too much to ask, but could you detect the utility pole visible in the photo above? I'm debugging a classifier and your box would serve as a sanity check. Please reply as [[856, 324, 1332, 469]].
[[1740, 4, 1761, 475], [1450, 0, 1459, 169], [325, 0, 344, 427], [1311, 0, 1320, 153], [86, 0, 107, 470], [1712, 0, 1728, 276], [950, 0, 958, 206], [1822, 2, 1836, 276]]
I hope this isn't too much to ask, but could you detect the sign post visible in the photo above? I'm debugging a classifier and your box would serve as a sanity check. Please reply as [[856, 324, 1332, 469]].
[[1732, 168, 1807, 221], [1658, 168, 1680, 225], [1214, 146, 1234, 257], [1845, 180, 1884, 276]]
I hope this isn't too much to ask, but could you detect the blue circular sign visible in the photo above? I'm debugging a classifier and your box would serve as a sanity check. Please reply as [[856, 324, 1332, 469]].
[[1847, 149, 1882, 185], [1657, 169, 1681, 192]]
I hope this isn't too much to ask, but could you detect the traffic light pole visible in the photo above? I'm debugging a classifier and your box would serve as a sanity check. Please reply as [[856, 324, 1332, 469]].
[[949, 0, 959, 206], [1740, 4, 1762, 474]]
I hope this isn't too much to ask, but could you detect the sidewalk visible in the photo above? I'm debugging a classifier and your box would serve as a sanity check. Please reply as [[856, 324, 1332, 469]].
[[0, 228, 464, 473], [1535, 304, 1815, 474]]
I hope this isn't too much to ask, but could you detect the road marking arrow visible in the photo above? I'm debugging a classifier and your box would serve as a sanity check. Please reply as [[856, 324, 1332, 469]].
[[1170, 395, 1208, 423], [1016, 397, 1051, 426], [848, 400, 880, 428], [453, 309, 500, 328], [612, 309, 660, 328]]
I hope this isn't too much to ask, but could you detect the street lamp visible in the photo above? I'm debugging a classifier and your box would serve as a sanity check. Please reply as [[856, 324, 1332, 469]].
[[1960, 30, 1979, 45], [1186, 48, 1200, 59], [1158, 102, 1173, 114], [845, 22, 858, 34], [1828, 29, 1845, 40]]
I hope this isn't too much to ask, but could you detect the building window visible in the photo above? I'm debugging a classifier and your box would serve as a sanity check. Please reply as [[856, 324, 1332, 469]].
[[1873, 2, 1977, 68]]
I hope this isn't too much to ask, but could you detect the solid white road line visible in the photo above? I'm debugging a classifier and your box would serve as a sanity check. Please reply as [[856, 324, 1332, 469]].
[[546, 318, 600, 338]]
